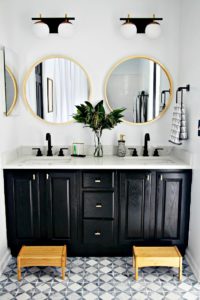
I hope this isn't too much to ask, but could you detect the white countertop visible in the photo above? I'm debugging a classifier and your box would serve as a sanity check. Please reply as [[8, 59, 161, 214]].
[[3, 155, 191, 170]]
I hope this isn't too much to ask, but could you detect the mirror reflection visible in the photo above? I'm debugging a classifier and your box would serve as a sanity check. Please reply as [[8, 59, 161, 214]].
[[5, 68, 17, 114], [105, 57, 172, 124], [0, 48, 18, 116], [24, 56, 91, 124]]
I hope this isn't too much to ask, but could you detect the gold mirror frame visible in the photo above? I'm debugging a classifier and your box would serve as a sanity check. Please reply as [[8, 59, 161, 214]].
[[104, 55, 173, 125], [5, 66, 18, 116], [23, 55, 92, 125]]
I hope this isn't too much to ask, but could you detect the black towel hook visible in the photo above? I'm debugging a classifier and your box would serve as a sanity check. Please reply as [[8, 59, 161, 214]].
[[176, 84, 190, 103], [177, 84, 190, 92]]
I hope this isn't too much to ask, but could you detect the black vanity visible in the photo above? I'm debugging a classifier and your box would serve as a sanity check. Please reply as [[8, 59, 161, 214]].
[[4, 169, 192, 257]]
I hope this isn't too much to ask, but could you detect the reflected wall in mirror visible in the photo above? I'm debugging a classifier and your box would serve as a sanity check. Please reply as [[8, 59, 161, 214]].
[[23, 55, 91, 124], [5, 67, 18, 115], [105, 56, 173, 124], [0, 47, 18, 116], [0, 47, 6, 113]]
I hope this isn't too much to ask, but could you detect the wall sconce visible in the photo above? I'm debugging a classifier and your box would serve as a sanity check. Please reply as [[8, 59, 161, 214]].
[[32, 14, 75, 38], [120, 14, 163, 39]]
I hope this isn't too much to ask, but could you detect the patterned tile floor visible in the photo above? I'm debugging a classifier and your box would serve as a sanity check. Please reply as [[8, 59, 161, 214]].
[[0, 257, 200, 299]]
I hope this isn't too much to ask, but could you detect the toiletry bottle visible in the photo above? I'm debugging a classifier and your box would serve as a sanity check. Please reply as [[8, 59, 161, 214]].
[[117, 134, 126, 157], [73, 143, 77, 156]]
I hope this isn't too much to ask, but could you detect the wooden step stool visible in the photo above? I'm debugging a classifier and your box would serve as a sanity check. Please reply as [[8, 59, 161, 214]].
[[133, 246, 182, 281], [17, 245, 67, 281]]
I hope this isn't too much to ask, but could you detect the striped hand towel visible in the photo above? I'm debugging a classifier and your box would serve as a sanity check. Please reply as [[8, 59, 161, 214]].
[[169, 90, 188, 145]]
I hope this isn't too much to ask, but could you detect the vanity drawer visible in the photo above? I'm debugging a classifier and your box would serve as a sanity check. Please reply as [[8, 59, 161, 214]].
[[83, 220, 114, 244], [83, 192, 114, 219], [82, 171, 114, 189]]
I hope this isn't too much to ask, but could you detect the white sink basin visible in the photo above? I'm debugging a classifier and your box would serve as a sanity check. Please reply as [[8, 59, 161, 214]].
[[17, 156, 71, 166]]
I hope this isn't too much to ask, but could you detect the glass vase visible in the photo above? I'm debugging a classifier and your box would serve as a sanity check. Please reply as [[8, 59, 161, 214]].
[[94, 130, 103, 157]]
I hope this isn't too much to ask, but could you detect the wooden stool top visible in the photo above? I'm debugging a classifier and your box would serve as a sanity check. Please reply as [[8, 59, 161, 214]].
[[133, 246, 181, 258], [17, 245, 67, 281], [18, 246, 66, 259]]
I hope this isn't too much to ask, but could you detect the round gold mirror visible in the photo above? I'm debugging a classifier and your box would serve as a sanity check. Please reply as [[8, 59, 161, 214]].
[[5, 66, 18, 115], [23, 55, 92, 124], [104, 56, 173, 124]]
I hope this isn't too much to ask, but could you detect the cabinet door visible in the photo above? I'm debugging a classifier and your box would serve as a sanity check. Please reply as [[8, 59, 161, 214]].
[[119, 171, 153, 245], [45, 172, 76, 241], [5, 171, 40, 242], [156, 172, 191, 248]]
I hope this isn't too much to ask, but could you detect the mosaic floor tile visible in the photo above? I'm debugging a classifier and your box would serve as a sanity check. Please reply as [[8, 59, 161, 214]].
[[16, 293, 32, 300], [82, 293, 98, 300], [115, 292, 131, 300], [0, 257, 199, 299], [148, 292, 164, 300], [98, 292, 114, 300], [131, 291, 148, 300], [98, 274, 112, 283], [0, 294, 14, 300], [84, 283, 98, 292]]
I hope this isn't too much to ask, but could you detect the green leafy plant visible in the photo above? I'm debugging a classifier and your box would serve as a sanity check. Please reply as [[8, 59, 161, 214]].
[[73, 100, 125, 134], [73, 100, 125, 157]]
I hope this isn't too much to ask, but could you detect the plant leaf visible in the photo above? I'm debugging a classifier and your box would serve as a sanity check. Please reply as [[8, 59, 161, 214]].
[[73, 100, 125, 131]]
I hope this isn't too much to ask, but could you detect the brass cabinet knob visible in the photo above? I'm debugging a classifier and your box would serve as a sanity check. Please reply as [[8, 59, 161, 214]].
[[95, 179, 101, 183], [94, 232, 101, 236]]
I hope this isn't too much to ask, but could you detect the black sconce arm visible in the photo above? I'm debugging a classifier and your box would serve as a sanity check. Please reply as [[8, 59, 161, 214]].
[[32, 16, 75, 33], [120, 16, 163, 33]]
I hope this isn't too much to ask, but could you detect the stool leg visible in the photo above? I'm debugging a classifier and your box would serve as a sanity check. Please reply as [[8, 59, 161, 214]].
[[62, 267, 65, 280], [62, 257, 65, 280], [135, 258, 138, 281], [179, 257, 182, 281], [17, 257, 21, 281]]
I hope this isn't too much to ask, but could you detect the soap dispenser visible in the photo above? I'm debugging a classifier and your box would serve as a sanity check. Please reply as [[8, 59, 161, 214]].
[[117, 134, 126, 157]]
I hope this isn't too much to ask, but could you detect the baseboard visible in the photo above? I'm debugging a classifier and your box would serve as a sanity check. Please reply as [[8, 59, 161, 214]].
[[185, 249, 200, 281], [0, 248, 11, 275]]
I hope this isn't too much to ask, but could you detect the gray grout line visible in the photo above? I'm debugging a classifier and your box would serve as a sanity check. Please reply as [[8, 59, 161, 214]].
[[112, 257, 117, 299], [81, 257, 86, 298], [64, 257, 71, 298], [97, 257, 100, 299]]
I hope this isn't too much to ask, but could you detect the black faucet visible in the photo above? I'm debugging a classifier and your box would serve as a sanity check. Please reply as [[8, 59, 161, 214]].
[[143, 133, 150, 156], [46, 133, 53, 156]]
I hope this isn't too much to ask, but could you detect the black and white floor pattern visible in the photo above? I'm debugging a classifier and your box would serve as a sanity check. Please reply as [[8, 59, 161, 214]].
[[0, 257, 200, 299]]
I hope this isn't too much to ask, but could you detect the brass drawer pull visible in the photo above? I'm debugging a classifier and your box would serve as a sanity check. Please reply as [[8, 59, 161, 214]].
[[96, 203, 103, 208], [94, 232, 101, 236], [95, 179, 101, 183], [46, 174, 49, 180], [33, 174, 36, 181], [160, 175, 163, 181]]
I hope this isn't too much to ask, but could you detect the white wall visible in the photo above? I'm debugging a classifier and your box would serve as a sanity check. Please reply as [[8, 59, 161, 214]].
[[0, 0, 181, 147], [0, 0, 183, 271], [0, 7, 21, 271], [179, 0, 200, 280]]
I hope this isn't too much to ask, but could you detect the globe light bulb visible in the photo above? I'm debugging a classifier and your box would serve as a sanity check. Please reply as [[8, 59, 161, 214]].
[[33, 21, 49, 38], [145, 22, 161, 39], [120, 22, 137, 39], [58, 20, 74, 38]]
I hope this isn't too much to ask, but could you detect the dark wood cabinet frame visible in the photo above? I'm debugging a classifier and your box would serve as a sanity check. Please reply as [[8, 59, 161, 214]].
[[4, 169, 192, 257]]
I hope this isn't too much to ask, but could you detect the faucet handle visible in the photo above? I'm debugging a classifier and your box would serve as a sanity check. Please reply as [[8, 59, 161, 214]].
[[153, 148, 163, 157], [128, 147, 138, 156], [32, 148, 43, 157], [145, 133, 150, 141], [58, 148, 69, 156]]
